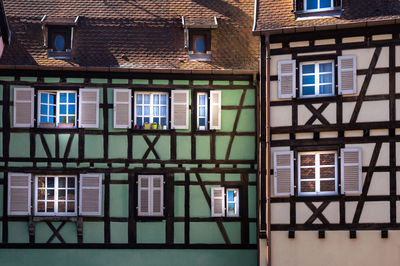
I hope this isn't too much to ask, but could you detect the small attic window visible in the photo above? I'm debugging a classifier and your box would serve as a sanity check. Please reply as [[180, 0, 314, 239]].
[[182, 16, 217, 62], [48, 26, 71, 53]]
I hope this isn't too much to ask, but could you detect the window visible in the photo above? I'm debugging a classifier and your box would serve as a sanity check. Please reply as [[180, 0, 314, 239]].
[[298, 151, 337, 196], [188, 29, 212, 61], [197, 92, 208, 130], [137, 175, 164, 216], [300, 61, 334, 98], [211, 187, 240, 217], [47, 26, 72, 59], [135, 92, 168, 130], [35, 175, 77, 216], [305, 0, 333, 11], [38, 91, 77, 128]]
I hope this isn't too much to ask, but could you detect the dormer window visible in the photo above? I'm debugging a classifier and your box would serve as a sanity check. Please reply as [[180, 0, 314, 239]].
[[182, 16, 217, 61], [305, 0, 333, 11], [48, 26, 71, 53], [296, 0, 341, 15]]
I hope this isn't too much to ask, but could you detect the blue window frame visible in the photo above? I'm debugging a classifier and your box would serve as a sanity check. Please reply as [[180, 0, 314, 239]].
[[38, 91, 77, 128], [135, 92, 169, 129], [226, 188, 239, 217], [300, 61, 334, 98], [305, 0, 333, 11], [197, 92, 208, 130]]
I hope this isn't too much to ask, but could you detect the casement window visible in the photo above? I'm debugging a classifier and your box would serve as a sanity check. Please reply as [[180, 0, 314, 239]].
[[188, 29, 212, 61], [298, 151, 338, 196], [211, 187, 239, 217], [305, 0, 333, 11], [38, 91, 77, 128], [196, 91, 221, 130], [46, 26, 72, 59], [277, 55, 356, 99], [273, 149, 362, 196], [134, 92, 169, 130], [300, 61, 334, 98], [8, 173, 102, 217], [197, 92, 208, 130], [14, 87, 99, 129], [137, 175, 164, 216]]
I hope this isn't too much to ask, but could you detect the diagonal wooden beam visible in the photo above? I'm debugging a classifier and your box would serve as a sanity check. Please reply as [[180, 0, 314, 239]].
[[39, 133, 52, 158], [225, 89, 247, 160], [349, 47, 382, 124], [305, 103, 330, 125], [142, 135, 160, 160], [46, 221, 66, 244], [352, 142, 382, 224], [194, 173, 231, 245], [304, 201, 330, 225], [63, 133, 75, 159]]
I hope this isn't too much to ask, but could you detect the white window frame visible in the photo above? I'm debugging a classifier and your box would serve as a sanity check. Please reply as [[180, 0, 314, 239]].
[[34, 175, 77, 216], [298, 151, 338, 196], [197, 92, 208, 130], [37, 90, 77, 128], [226, 188, 239, 217], [134, 92, 169, 130], [299, 61, 335, 98], [304, 0, 334, 11]]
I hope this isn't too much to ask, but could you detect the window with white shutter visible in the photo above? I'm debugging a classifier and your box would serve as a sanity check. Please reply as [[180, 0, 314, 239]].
[[273, 151, 294, 196], [171, 90, 189, 129], [79, 174, 102, 216], [341, 148, 362, 194], [79, 88, 100, 128], [13, 87, 34, 128], [138, 175, 164, 216], [134, 92, 169, 130], [8, 173, 31, 215], [209, 90, 221, 130], [211, 187, 225, 217], [114, 89, 132, 128], [338, 55, 357, 95], [278, 60, 296, 99]]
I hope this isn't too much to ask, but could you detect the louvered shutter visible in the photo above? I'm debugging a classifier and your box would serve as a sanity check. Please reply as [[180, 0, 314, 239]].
[[13, 87, 34, 128], [211, 187, 225, 217], [278, 60, 296, 98], [113, 89, 132, 128], [79, 174, 102, 216], [171, 90, 189, 129], [273, 151, 294, 196], [138, 175, 150, 216], [341, 148, 362, 194], [338, 55, 357, 95], [209, 91, 221, 130], [151, 175, 164, 216], [8, 173, 31, 215], [79, 88, 100, 128]]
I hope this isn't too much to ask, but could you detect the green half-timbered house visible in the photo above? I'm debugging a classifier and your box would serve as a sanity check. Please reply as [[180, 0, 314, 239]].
[[0, 0, 259, 265]]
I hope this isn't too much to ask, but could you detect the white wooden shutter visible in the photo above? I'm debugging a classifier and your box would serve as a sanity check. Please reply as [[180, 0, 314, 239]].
[[171, 90, 189, 129], [79, 174, 102, 216], [113, 89, 132, 128], [273, 151, 294, 196], [138, 175, 150, 216], [338, 55, 357, 95], [278, 60, 296, 98], [79, 88, 100, 128], [341, 148, 362, 194], [211, 187, 225, 217], [13, 87, 34, 127], [151, 175, 164, 216], [209, 90, 221, 130], [8, 173, 31, 215]]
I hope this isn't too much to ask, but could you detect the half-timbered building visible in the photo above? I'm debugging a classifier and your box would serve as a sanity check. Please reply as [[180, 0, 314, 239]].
[[254, 0, 400, 265], [0, 0, 259, 265]]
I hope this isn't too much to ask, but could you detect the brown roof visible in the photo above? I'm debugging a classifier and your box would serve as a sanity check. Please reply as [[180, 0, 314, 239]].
[[254, 0, 400, 33], [0, 0, 258, 72]]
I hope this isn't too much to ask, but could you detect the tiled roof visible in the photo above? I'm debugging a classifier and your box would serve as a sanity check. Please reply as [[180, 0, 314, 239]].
[[254, 0, 400, 33], [0, 0, 258, 72]]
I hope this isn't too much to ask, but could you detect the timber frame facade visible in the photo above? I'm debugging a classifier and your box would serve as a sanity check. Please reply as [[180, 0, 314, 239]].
[[257, 18, 400, 266]]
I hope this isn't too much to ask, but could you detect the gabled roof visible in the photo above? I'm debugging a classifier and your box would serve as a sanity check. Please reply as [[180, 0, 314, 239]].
[[0, 0, 258, 73], [254, 0, 400, 34]]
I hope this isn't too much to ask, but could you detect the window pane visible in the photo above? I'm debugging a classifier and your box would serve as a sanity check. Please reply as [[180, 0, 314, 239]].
[[49, 117, 55, 123], [37, 201, 45, 212], [38, 189, 45, 200], [59, 116, 67, 123], [302, 75, 315, 85], [320, 180, 335, 192], [67, 189, 75, 200], [144, 94, 150, 104], [320, 85, 333, 95], [136, 106, 142, 116], [302, 64, 315, 74], [300, 181, 315, 192], [47, 201, 54, 212], [137, 94, 142, 104], [300, 154, 315, 166], [160, 94, 167, 105], [199, 95, 206, 105], [302, 86, 315, 96], [161, 118, 167, 126], [154, 95, 159, 104], [319, 63, 332, 72], [199, 118, 206, 126], [49, 94, 55, 104], [320, 153, 335, 165], [160, 106, 167, 116], [300, 168, 315, 179], [227, 190, 234, 202], [68, 117, 75, 123], [40, 104, 48, 115], [58, 202, 66, 212], [38, 177, 46, 187], [40, 93, 48, 104], [59, 177, 66, 188], [67, 202, 75, 213], [49, 105, 56, 116], [227, 203, 236, 215], [320, 167, 335, 179], [60, 93, 67, 103], [195, 36, 206, 53], [320, 0, 331, 8], [59, 189, 66, 200], [47, 189, 54, 200], [144, 106, 150, 116], [199, 107, 206, 116], [40, 116, 47, 123], [47, 177, 54, 188], [320, 73, 332, 83], [136, 117, 142, 126], [67, 178, 75, 188], [60, 104, 67, 115], [306, 0, 318, 9], [68, 105, 75, 115], [153, 117, 159, 124], [153, 106, 159, 116], [144, 117, 150, 123], [68, 93, 75, 103]]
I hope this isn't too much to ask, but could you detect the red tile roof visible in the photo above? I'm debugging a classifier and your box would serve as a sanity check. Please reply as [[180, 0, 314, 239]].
[[254, 0, 400, 33], [0, 0, 258, 72]]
